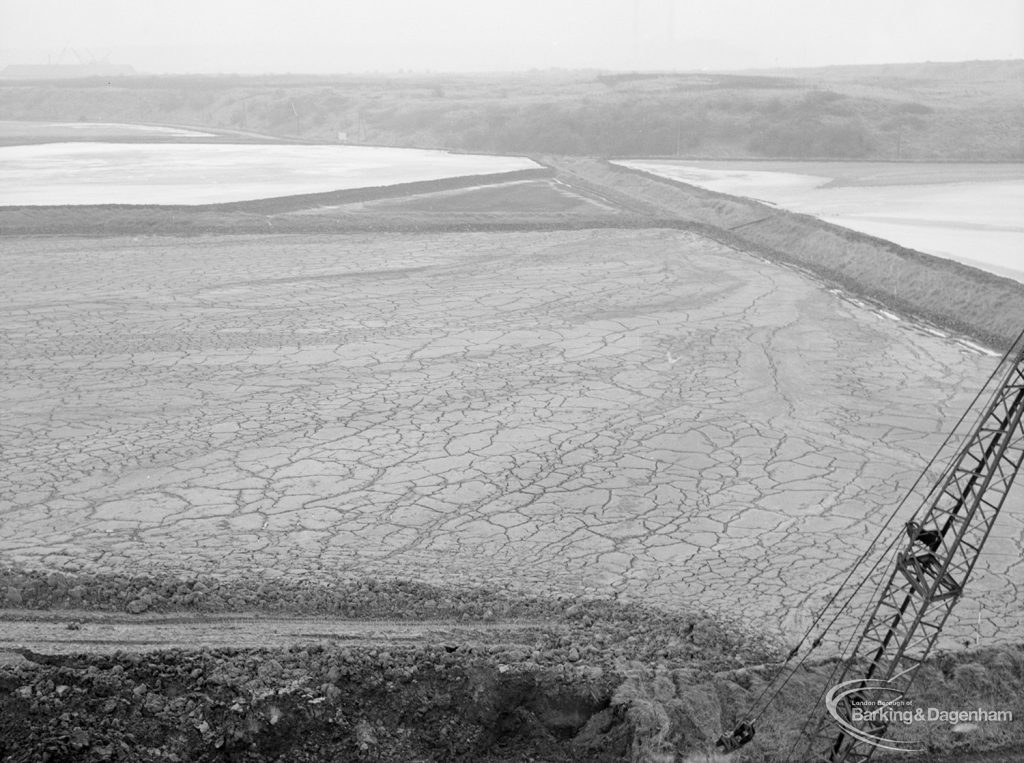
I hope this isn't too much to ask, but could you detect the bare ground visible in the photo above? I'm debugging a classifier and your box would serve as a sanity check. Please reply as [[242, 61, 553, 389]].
[[2, 158, 1023, 761]]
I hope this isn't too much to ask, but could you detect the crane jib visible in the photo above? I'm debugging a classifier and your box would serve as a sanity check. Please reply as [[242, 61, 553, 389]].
[[802, 332, 1024, 763]]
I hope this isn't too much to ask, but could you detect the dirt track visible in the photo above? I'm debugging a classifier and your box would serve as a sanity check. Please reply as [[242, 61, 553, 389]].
[[0, 610, 556, 659]]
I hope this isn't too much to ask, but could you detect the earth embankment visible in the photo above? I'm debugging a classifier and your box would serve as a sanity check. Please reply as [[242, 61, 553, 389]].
[[5, 153, 1020, 351], [546, 156, 1024, 351]]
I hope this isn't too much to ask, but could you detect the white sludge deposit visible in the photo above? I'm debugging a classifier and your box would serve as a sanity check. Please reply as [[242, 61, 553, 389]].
[[0, 142, 539, 205]]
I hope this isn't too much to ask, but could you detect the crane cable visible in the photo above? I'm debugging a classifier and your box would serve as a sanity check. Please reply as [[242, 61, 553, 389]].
[[733, 335, 1016, 731], [786, 387, 1011, 763], [740, 520, 901, 728], [785, 546, 898, 762], [779, 332, 1024, 759], [741, 454, 948, 728]]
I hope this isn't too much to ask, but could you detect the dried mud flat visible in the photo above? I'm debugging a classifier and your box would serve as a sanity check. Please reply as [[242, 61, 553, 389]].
[[1, 228, 1019, 643], [2, 227, 1023, 760]]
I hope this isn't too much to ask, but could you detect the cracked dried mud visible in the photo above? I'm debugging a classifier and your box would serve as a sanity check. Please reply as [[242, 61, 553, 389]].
[[3, 228, 1018, 653]]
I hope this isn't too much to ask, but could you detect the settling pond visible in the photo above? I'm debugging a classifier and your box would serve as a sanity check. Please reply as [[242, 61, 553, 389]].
[[618, 160, 1024, 284], [0, 142, 538, 205]]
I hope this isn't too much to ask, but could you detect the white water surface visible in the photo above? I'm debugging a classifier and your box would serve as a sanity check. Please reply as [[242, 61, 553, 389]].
[[619, 160, 1024, 283], [0, 142, 539, 205]]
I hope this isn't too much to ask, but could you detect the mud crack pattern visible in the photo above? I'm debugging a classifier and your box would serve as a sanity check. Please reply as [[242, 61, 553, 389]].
[[1, 230, 1019, 649]]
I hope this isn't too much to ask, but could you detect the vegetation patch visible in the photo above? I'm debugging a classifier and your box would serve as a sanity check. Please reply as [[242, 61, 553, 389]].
[[2, 61, 1021, 160]]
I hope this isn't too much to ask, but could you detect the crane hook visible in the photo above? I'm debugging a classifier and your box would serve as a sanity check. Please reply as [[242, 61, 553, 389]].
[[715, 721, 755, 753]]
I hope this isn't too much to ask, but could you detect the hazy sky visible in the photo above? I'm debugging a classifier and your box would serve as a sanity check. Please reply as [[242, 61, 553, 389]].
[[1, 0, 1022, 74]]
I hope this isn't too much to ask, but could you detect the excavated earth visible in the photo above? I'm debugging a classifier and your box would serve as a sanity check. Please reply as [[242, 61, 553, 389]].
[[0, 568, 777, 761], [2, 581, 1023, 762], [0, 644, 627, 762]]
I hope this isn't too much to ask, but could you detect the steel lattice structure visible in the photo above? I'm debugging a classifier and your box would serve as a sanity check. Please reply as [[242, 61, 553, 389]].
[[799, 333, 1024, 762]]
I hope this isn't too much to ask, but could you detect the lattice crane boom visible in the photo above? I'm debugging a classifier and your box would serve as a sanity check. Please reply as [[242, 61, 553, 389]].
[[799, 332, 1024, 762]]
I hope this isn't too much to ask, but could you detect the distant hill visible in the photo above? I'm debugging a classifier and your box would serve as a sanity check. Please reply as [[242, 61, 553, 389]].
[[1, 63, 137, 80], [757, 58, 1024, 84], [0, 60, 1020, 160]]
